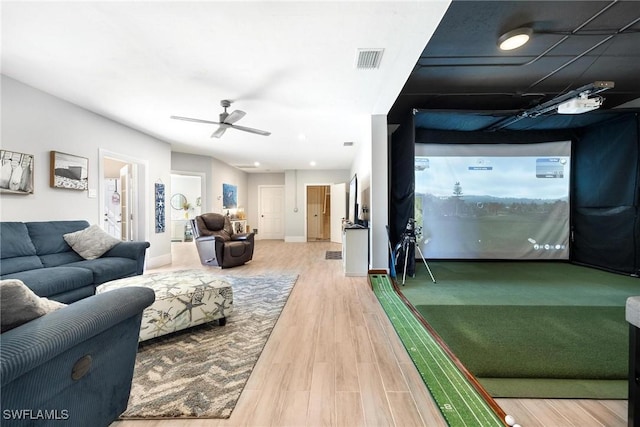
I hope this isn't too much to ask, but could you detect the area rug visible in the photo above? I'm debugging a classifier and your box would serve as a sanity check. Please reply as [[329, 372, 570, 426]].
[[325, 250, 342, 260], [121, 273, 298, 419]]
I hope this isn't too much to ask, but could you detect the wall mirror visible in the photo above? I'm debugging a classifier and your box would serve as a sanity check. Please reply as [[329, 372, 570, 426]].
[[170, 193, 187, 210]]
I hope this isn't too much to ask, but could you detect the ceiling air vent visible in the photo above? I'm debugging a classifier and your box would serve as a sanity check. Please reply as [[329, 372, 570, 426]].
[[356, 48, 384, 69], [343, 141, 354, 147]]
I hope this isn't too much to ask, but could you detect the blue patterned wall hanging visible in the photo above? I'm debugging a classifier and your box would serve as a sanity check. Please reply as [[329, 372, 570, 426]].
[[155, 182, 165, 233]]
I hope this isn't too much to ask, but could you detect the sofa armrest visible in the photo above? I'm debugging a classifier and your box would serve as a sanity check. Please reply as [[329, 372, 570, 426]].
[[102, 241, 150, 274], [0, 286, 155, 386]]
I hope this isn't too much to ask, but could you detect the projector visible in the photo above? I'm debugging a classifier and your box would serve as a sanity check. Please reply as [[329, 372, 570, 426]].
[[557, 96, 603, 114]]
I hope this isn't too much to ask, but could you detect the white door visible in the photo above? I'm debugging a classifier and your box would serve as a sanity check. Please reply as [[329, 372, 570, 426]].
[[258, 185, 284, 239], [119, 164, 137, 241], [330, 183, 346, 243], [104, 178, 122, 239]]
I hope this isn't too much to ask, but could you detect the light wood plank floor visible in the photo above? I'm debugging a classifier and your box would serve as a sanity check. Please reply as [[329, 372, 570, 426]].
[[113, 240, 627, 427]]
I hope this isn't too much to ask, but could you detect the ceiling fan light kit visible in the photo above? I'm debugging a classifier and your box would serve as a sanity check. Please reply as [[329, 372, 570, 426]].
[[171, 99, 271, 138]]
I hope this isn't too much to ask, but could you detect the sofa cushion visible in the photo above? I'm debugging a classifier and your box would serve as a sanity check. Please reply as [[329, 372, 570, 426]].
[[26, 220, 89, 255], [2, 267, 94, 298], [39, 251, 84, 268], [67, 258, 138, 285], [1, 279, 66, 333], [0, 256, 44, 276], [0, 222, 38, 259], [63, 224, 121, 260]]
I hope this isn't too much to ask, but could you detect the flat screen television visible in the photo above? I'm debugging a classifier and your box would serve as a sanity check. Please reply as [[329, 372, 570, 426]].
[[348, 174, 358, 224]]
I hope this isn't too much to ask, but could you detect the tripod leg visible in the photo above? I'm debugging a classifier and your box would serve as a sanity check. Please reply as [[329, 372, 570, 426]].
[[415, 244, 436, 283], [402, 243, 409, 285]]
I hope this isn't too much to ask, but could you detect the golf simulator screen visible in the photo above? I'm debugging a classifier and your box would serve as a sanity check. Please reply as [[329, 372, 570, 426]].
[[415, 141, 571, 260]]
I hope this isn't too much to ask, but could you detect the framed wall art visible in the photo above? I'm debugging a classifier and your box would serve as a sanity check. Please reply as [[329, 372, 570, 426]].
[[155, 182, 166, 233], [222, 183, 237, 209], [50, 151, 88, 190], [0, 150, 34, 195]]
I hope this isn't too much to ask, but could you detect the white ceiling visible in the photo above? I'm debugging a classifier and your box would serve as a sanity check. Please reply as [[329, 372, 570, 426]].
[[1, 1, 450, 172]]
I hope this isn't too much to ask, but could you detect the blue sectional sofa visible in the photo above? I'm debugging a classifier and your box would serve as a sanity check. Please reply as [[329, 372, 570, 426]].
[[0, 220, 150, 303], [1, 285, 155, 427]]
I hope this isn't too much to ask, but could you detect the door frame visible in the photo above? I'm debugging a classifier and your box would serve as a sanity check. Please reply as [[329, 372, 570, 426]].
[[304, 182, 332, 241], [99, 149, 148, 242]]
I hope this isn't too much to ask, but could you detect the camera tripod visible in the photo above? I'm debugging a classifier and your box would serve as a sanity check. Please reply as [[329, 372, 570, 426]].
[[395, 220, 436, 285]]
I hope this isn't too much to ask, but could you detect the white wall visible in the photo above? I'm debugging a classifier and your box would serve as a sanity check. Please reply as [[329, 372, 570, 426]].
[[369, 115, 389, 270], [247, 172, 285, 233], [1, 75, 172, 265]]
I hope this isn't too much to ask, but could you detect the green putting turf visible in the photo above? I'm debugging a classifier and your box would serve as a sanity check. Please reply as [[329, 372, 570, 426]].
[[370, 274, 504, 427], [397, 261, 639, 398]]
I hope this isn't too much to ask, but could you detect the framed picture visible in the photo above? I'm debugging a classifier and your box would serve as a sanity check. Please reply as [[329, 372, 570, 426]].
[[222, 183, 237, 209], [50, 151, 88, 190], [0, 150, 34, 195]]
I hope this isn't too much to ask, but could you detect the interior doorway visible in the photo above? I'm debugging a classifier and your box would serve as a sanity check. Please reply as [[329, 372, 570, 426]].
[[306, 185, 331, 241], [100, 150, 147, 242], [170, 173, 203, 242]]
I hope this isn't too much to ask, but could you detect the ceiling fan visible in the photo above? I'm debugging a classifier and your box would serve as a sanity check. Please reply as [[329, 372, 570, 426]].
[[170, 100, 271, 138]]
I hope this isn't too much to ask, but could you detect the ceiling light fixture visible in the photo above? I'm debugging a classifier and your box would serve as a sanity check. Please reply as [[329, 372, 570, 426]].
[[498, 27, 533, 51]]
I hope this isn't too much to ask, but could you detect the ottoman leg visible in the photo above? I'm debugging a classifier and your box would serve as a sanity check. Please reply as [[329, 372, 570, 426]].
[[219, 317, 227, 326]]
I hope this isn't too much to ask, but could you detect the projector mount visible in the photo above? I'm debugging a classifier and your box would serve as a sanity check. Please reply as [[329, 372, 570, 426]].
[[486, 81, 614, 131]]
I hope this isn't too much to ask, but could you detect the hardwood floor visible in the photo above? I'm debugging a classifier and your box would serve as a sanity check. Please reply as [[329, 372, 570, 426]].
[[113, 240, 627, 427]]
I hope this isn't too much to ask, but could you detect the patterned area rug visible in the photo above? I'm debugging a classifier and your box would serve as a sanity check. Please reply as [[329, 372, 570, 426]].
[[122, 274, 298, 419], [325, 250, 342, 260]]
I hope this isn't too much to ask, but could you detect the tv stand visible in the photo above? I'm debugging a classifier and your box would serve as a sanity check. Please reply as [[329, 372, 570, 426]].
[[342, 226, 368, 276]]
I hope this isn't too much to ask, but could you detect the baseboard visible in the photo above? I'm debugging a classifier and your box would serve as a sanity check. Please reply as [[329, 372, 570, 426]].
[[284, 236, 306, 243]]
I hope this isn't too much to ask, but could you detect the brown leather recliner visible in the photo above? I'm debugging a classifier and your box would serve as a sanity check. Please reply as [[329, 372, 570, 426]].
[[190, 213, 255, 268]]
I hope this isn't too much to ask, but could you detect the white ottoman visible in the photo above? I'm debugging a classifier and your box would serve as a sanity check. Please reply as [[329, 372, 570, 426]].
[[96, 269, 233, 341]]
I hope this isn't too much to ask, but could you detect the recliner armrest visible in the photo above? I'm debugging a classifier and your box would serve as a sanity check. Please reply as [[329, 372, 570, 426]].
[[0, 286, 155, 386], [195, 235, 227, 244], [231, 232, 254, 242]]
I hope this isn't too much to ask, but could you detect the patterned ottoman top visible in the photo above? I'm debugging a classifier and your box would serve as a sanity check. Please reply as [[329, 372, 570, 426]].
[[97, 269, 232, 300]]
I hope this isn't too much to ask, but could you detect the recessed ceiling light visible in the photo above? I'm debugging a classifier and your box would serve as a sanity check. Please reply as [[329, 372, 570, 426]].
[[310, 161, 316, 167], [498, 27, 532, 51], [254, 161, 260, 167]]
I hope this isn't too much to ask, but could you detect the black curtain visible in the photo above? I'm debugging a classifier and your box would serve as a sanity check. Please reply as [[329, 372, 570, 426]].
[[390, 114, 416, 275], [572, 113, 640, 275]]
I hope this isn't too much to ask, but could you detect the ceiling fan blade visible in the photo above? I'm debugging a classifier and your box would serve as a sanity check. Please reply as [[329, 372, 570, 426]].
[[170, 115, 221, 125], [224, 110, 246, 124], [230, 124, 271, 136], [211, 125, 229, 138]]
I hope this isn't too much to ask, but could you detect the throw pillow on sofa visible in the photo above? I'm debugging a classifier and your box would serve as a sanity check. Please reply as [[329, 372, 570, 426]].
[[0, 279, 67, 333], [63, 224, 121, 260]]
